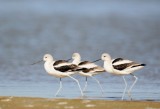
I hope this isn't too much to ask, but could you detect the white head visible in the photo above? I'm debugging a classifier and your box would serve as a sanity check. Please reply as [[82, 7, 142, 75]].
[[101, 53, 112, 61], [72, 53, 81, 60], [72, 53, 81, 65], [43, 54, 54, 62]]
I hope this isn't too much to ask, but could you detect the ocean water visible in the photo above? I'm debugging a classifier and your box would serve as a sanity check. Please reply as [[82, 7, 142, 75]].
[[0, 1, 160, 101]]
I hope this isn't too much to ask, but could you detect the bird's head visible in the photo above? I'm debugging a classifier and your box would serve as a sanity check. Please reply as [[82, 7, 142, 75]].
[[72, 53, 81, 60], [43, 54, 54, 62], [101, 53, 111, 61]]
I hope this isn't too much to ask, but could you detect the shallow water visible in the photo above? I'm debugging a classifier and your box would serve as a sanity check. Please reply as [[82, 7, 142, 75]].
[[0, 1, 160, 101]]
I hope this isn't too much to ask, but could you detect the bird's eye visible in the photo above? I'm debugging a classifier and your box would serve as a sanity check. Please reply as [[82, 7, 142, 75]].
[[45, 57, 47, 58]]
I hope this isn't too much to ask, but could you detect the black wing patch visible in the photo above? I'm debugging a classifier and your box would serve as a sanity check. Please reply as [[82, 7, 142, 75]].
[[78, 61, 90, 65], [74, 67, 105, 73], [82, 68, 94, 73], [74, 68, 88, 72], [73, 67, 92, 73], [54, 64, 77, 72], [53, 60, 68, 66], [78, 68, 94, 73], [113, 63, 133, 70], [79, 68, 94, 73], [112, 58, 123, 64]]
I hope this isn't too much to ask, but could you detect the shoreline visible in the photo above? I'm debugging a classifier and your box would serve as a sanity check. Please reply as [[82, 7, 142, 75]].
[[0, 96, 160, 109]]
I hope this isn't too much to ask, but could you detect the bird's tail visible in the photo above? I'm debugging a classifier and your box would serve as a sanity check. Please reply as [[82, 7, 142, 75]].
[[131, 64, 146, 68], [141, 64, 146, 66]]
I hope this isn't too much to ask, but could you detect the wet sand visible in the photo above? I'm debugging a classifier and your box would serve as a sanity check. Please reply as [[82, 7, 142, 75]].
[[0, 96, 160, 109]]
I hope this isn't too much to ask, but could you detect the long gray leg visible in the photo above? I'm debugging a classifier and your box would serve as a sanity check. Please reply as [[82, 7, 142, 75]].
[[55, 78, 62, 97], [128, 74, 138, 100], [122, 76, 127, 100], [83, 77, 88, 92], [68, 75, 84, 96], [91, 76, 104, 95]]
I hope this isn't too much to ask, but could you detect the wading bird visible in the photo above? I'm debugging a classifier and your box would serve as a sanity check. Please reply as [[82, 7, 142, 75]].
[[100, 53, 146, 100], [69, 53, 105, 95], [33, 54, 83, 97]]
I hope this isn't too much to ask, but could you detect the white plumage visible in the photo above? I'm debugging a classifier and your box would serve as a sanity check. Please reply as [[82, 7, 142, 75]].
[[101, 53, 146, 100], [43, 54, 83, 96], [71, 53, 105, 95]]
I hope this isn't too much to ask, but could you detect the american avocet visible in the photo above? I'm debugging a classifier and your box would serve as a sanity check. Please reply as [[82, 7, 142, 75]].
[[70, 53, 105, 95], [42, 54, 83, 97], [100, 53, 146, 100]]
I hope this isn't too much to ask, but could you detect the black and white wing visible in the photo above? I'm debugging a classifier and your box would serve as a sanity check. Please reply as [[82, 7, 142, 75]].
[[76, 61, 105, 73], [78, 61, 97, 68], [54, 64, 78, 72], [112, 58, 133, 70], [53, 60, 69, 66], [112, 58, 146, 71], [53, 60, 78, 72]]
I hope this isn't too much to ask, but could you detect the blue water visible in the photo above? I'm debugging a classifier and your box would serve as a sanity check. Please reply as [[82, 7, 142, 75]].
[[0, 1, 160, 101]]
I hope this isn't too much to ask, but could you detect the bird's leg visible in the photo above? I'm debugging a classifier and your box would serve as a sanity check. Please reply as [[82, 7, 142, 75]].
[[68, 75, 84, 96], [122, 76, 127, 100], [91, 76, 104, 96], [128, 74, 138, 100], [83, 77, 88, 92], [55, 78, 62, 97]]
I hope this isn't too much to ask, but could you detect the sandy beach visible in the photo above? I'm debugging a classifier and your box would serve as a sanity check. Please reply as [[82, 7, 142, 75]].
[[0, 96, 160, 109]]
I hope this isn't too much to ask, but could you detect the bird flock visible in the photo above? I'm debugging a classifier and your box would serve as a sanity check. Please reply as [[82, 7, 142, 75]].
[[33, 52, 146, 100]]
